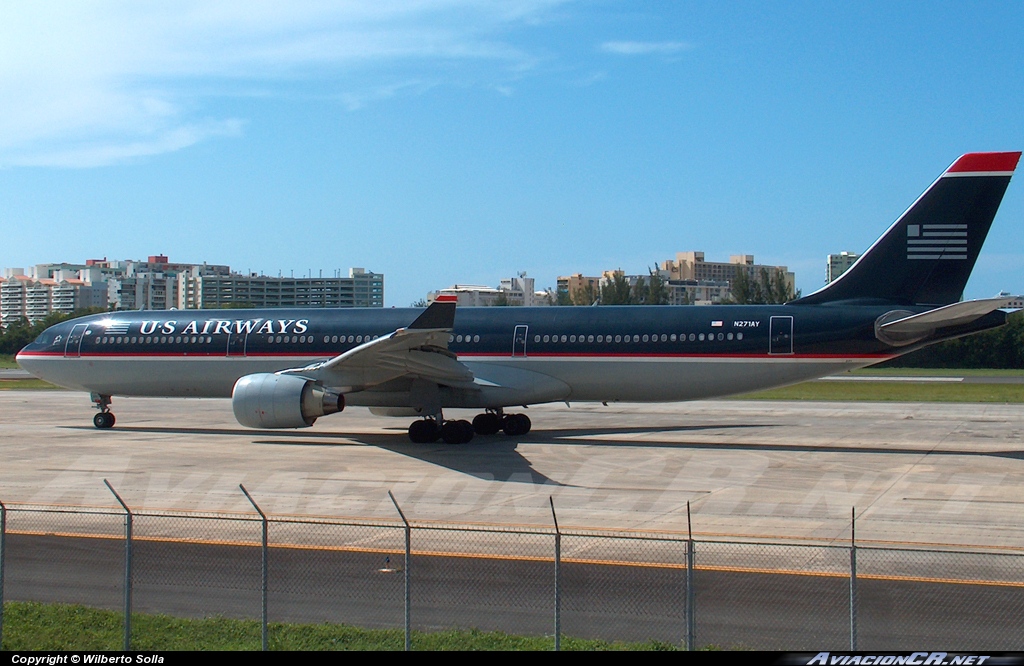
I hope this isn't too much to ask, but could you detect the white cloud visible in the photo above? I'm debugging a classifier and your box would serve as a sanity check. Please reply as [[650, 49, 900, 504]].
[[0, 1, 566, 167], [12, 120, 244, 169], [600, 40, 691, 56]]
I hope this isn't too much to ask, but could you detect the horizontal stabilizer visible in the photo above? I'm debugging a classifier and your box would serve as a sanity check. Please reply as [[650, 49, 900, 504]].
[[878, 296, 1019, 336], [409, 299, 456, 330]]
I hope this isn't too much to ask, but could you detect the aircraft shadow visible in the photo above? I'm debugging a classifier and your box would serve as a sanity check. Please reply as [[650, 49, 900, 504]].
[[61, 424, 1024, 482]]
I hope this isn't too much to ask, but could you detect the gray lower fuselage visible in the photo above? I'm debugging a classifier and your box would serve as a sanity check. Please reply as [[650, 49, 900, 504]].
[[16, 304, 992, 408]]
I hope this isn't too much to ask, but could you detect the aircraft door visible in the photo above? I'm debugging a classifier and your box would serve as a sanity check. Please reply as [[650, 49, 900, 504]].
[[227, 331, 247, 357], [512, 325, 529, 357], [64, 324, 88, 358], [769, 316, 794, 355]]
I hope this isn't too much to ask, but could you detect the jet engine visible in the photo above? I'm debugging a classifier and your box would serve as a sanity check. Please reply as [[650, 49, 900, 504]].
[[232, 373, 344, 429]]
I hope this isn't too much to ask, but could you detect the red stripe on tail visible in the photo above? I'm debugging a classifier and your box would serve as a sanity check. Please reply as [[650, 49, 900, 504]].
[[946, 152, 1021, 174]]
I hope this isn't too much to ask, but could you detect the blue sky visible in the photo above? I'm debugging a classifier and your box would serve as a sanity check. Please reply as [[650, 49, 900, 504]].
[[2, 1, 1022, 306]]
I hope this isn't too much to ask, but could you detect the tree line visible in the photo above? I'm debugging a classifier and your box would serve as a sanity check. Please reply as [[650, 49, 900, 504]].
[[557, 269, 671, 306], [556, 267, 799, 306]]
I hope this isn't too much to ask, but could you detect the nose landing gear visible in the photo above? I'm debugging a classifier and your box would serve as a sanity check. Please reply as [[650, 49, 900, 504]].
[[90, 393, 115, 429]]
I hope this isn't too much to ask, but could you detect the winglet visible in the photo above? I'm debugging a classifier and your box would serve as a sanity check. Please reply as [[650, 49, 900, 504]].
[[409, 298, 456, 330]]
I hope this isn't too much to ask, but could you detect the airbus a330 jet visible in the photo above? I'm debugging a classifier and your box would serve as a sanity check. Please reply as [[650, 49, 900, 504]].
[[17, 152, 1021, 443]]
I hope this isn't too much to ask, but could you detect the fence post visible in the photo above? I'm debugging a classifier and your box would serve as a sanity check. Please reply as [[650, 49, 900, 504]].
[[104, 480, 132, 651], [240, 485, 268, 651], [850, 507, 858, 650], [0, 498, 6, 650], [686, 501, 695, 651], [550, 496, 561, 652], [388, 491, 411, 652]]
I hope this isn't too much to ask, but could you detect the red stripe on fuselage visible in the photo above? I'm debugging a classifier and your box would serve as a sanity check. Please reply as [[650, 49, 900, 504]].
[[17, 350, 895, 360]]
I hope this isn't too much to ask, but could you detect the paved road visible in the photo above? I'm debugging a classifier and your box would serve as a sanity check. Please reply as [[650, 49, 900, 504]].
[[5, 532, 1024, 649]]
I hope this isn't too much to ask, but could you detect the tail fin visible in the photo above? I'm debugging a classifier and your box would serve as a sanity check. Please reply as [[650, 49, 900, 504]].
[[794, 152, 1020, 307]]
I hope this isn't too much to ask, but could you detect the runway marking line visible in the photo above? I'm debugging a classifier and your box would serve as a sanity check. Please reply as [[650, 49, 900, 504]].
[[9, 528, 1024, 589]]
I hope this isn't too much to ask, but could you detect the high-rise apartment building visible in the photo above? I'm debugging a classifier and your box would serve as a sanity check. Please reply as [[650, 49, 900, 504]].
[[179, 267, 384, 309], [826, 252, 860, 283]]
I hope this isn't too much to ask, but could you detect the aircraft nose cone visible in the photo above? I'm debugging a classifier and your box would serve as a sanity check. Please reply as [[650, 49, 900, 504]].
[[15, 349, 41, 378]]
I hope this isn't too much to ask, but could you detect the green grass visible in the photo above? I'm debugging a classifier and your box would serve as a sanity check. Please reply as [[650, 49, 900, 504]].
[[739, 381, 1024, 403], [0, 354, 18, 369], [0, 602, 681, 651], [0, 378, 60, 390], [850, 367, 1024, 377]]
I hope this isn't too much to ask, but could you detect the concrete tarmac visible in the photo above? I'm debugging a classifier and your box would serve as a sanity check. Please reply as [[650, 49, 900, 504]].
[[2, 390, 1024, 548]]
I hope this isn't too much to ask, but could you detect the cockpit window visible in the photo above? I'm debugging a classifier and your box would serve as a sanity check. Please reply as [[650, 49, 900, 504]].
[[34, 332, 50, 345]]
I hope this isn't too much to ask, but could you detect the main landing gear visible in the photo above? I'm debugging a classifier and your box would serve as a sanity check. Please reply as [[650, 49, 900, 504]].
[[91, 393, 115, 429], [407, 409, 531, 444]]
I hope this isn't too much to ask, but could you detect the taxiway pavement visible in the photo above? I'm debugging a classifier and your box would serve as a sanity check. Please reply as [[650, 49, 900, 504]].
[[2, 390, 1023, 548]]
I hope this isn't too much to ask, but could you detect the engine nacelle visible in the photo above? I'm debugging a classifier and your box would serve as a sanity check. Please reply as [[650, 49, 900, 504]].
[[232, 373, 344, 429]]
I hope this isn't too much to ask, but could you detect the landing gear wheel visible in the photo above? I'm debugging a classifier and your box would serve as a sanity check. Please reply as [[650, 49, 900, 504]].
[[502, 413, 531, 436], [441, 419, 474, 444], [408, 419, 440, 443], [93, 412, 115, 429], [472, 412, 501, 435]]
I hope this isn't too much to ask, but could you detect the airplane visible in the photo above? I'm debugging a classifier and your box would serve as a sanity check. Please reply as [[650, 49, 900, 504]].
[[16, 151, 1021, 444]]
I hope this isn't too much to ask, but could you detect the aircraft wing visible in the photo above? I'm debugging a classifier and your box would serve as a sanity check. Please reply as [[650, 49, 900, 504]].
[[878, 296, 1020, 336], [278, 299, 476, 391]]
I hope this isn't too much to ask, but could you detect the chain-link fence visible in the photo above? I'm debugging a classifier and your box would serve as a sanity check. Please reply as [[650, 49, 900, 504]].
[[2, 485, 1024, 650]]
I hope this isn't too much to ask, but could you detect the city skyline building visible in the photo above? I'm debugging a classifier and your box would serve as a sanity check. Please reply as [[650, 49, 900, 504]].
[[660, 251, 796, 297], [428, 274, 552, 307], [1, 256, 384, 326], [827, 252, 860, 284]]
